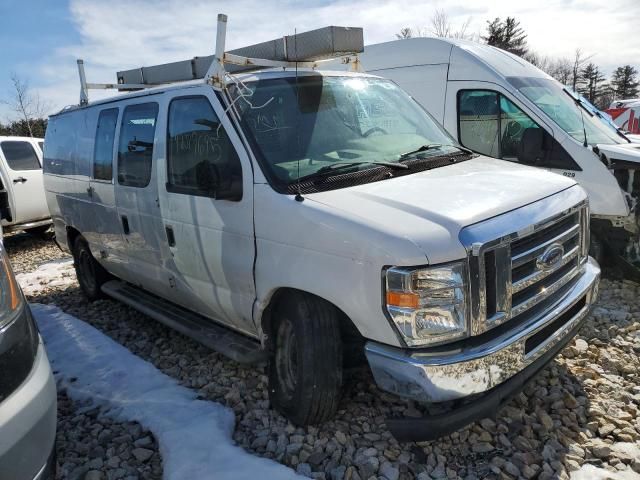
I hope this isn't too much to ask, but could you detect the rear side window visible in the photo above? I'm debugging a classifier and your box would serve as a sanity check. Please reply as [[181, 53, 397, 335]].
[[167, 96, 242, 199], [0, 141, 41, 171], [38, 141, 44, 152], [117, 103, 158, 187], [94, 108, 119, 181]]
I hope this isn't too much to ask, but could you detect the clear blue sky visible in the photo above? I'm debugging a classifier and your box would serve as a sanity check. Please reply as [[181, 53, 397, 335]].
[[1, 0, 638, 120], [0, 1, 80, 109]]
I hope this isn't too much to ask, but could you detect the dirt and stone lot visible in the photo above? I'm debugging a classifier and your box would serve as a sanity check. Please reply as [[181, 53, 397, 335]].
[[5, 232, 640, 480]]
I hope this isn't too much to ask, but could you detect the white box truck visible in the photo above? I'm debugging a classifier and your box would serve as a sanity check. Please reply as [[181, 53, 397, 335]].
[[43, 16, 600, 441], [354, 38, 640, 273]]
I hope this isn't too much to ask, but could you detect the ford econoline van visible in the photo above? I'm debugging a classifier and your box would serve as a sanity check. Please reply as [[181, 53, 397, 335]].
[[43, 18, 600, 440], [354, 38, 640, 270], [0, 137, 51, 236]]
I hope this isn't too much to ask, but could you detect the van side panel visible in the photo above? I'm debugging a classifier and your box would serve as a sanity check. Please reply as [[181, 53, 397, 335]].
[[44, 110, 96, 251], [370, 64, 449, 123]]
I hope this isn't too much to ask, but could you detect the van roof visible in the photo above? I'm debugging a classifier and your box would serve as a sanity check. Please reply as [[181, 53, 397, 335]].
[[50, 68, 379, 118], [361, 37, 550, 82]]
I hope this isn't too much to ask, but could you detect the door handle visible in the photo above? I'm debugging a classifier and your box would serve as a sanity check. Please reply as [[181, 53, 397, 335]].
[[165, 225, 176, 247], [121, 215, 130, 235], [13, 177, 27, 184]]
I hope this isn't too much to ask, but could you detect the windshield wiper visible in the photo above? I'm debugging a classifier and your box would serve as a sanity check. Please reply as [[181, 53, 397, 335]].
[[562, 89, 589, 147], [296, 160, 407, 182], [399, 144, 472, 160]]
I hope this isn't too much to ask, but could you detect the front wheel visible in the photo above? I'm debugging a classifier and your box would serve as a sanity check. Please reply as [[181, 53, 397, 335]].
[[268, 292, 343, 426], [72, 236, 110, 300]]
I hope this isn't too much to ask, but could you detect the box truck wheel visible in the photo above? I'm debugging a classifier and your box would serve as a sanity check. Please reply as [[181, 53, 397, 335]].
[[72, 236, 111, 300], [268, 291, 343, 425]]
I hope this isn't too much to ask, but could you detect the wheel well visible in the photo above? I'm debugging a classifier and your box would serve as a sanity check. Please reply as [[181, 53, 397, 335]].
[[261, 288, 367, 367]]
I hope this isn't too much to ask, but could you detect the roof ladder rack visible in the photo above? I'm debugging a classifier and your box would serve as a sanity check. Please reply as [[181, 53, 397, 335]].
[[76, 13, 364, 105]]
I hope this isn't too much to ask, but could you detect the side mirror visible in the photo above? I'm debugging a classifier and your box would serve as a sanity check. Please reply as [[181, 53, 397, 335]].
[[519, 128, 545, 164]]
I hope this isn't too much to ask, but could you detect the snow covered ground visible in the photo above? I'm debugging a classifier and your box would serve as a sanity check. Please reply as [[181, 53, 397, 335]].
[[32, 303, 302, 480], [15, 258, 75, 295]]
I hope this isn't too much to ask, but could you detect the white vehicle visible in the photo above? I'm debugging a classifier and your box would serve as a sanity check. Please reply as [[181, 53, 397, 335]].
[[0, 136, 51, 236], [354, 38, 640, 269], [44, 16, 599, 440], [0, 243, 57, 479]]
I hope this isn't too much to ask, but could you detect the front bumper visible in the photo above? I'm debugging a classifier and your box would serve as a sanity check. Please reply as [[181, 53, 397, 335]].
[[365, 258, 600, 440], [0, 339, 57, 479]]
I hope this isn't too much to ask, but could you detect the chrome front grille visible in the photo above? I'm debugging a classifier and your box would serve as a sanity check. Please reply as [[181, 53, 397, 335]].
[[466, 198, 588, 336]]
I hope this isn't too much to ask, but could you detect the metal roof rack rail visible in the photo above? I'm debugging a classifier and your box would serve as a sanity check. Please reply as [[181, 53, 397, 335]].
[[76, 13, 363, 106]]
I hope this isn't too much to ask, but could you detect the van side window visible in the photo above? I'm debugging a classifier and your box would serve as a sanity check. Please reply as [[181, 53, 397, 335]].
[[458, 91, 499, 157], [118, 103, 158, 187], [0, 141, 41, 171], [167, 96, 242, 199], [458, 90, 580, 170], [93, 108, 118, 181]]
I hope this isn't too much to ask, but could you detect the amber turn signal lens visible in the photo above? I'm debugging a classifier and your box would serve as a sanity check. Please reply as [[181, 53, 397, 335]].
[[0, 254, 19, 310], [386, 291, 419, 309]]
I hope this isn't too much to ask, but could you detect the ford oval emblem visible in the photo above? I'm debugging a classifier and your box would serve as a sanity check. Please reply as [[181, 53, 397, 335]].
[[537, 243, 564, 271]]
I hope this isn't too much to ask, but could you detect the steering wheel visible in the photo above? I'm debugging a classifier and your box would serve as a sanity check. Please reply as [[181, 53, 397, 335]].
[[362, 127, 388, 137], [504, 121, 523, 139]]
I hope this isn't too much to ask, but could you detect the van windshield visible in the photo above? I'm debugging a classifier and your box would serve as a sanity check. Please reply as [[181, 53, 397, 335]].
[[230, 74, 462, 188], [507, 77, 625, 146]]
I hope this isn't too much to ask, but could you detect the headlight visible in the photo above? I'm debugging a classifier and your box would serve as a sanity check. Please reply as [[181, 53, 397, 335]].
[[0, 244, 23, 330], [384, 262, 468, 347]]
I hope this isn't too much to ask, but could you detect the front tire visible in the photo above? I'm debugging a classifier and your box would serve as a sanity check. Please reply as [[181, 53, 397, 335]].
[[72, 236, 110, 300], [268, 292, 343, 425]]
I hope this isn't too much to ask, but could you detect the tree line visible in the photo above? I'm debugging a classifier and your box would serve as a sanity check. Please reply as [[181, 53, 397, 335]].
[[397, 13, 639, 110], [1, 74, 48, 138]]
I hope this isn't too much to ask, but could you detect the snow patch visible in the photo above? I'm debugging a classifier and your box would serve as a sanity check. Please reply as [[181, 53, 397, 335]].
[[16, 259, 76, 295], [32, 303, 302, 480]]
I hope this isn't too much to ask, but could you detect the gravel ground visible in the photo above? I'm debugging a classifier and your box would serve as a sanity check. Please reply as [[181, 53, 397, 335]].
[[5, 234, 640, 480]]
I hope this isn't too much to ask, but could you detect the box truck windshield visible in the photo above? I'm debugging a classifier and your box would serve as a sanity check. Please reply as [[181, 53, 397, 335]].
[[507, 77, 624, 146], [232, 75, 463, 185]]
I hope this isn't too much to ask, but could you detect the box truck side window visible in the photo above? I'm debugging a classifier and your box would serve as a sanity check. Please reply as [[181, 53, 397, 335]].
[[0, 141, 41, 171], [167, 96, 242, 199], [93, 108, 119, 181], [458, 90, 579, 170], [117, 102, 158, 188]]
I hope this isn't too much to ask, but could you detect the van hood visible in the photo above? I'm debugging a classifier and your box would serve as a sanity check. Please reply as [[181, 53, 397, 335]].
[[307, 157, 577, 264], [597, 143, 640, 163]]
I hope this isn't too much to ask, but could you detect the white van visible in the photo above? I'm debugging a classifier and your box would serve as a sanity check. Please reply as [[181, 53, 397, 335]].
[[43, 17, 599, 440], [355, 38, 640, 268], [0, 137, 51, 235]]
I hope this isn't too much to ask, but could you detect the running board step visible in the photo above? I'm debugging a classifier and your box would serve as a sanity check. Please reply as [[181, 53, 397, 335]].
[[101, 280, 267, 364]]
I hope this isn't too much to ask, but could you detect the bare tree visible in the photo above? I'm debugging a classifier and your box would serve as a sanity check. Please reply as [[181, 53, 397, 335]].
[[549, 58, 573, 85], [430, 9, 472, 40], [1, 74, 49, 138], [397, 9, 474, 41], [571, 49, 592, 92], [396, 27, 413, 39]]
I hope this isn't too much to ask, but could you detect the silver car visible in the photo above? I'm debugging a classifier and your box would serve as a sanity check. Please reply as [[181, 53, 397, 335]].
[[0, 242, 56, 479]]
